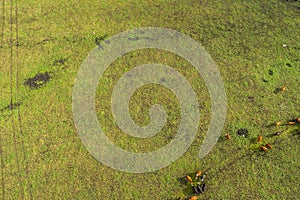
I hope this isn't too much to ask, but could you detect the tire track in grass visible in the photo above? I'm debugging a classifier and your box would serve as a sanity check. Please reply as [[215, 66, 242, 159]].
[[0, 0, 6, 198], [0, 141, 4, 200], [0, 0, 4, 48], [15, 0, 32, 198], [9, 0, 24, 198]]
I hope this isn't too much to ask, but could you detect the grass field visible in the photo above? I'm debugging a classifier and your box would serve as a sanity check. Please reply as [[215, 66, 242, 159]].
[[0, 0, 299, 199]]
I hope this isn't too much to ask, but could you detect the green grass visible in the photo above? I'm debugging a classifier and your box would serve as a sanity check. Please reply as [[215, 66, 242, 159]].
[[0, 0, 299, 199]]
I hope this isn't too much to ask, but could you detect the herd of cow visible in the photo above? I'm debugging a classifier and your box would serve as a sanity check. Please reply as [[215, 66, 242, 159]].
[[183, 117, 299, 200], [184, 171, 206, 200]]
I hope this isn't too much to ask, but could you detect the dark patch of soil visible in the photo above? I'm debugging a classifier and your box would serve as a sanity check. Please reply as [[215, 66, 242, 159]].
[[95, 34, 108, 45], [286, 63, 292, 67], [24, 72, 51, 89], [289, 118, 297, 122], [262, 78, 268, 83], [236, 128, 249, 137], [268, 69, 274, 75], [248, 96, 255, 101], [274, 87, 285, 94], [53, 58, 67, 66], [160, 78, 166, 83]]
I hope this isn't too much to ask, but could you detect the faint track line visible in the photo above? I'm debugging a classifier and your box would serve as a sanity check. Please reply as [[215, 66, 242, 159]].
[[15, 0, 32, 199], [0, 139, 4, 200], [0, 0, 6, 199], [0, 0, 4, 48], [9, 0, 24, 199]]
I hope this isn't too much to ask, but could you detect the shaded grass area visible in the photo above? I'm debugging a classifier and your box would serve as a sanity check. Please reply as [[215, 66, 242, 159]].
[[0, 0, 299, 199]]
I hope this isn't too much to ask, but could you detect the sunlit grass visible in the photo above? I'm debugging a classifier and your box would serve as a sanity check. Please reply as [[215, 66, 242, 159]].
[[0, 0, 299, 199]]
